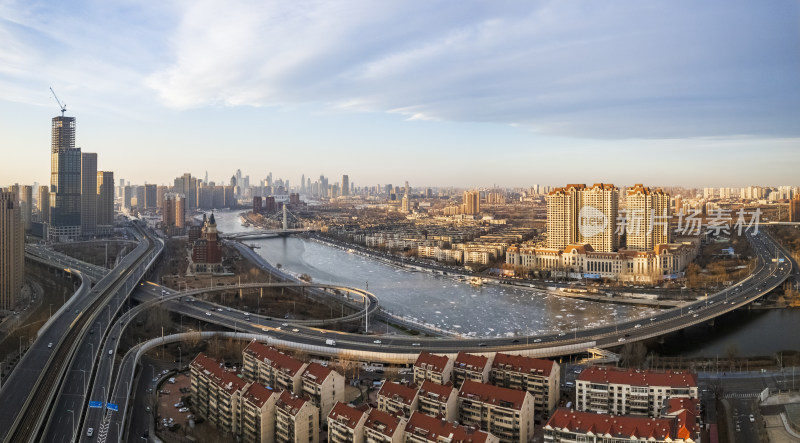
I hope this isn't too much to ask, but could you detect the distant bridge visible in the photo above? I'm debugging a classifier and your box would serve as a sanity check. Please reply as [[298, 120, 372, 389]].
[[222, 228, 315, 240], [222, 206, 316, 239]]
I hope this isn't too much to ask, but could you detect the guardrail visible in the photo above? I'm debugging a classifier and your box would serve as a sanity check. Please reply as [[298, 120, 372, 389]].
[[36, 269, 89, 337]]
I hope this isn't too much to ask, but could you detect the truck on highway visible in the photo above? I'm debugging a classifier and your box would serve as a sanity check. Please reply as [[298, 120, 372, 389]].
[[325, 339, 336, 346]]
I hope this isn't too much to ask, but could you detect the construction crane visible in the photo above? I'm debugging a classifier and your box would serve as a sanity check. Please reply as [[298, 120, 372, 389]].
[[49, 86, 66, 117]]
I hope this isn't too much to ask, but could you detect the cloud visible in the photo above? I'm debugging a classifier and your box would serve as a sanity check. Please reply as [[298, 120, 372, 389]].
[[146, 0, 800, 139]]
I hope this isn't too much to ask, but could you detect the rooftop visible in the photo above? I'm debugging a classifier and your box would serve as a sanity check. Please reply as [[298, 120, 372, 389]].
[[405, 411, 492, 443], [242, 383, 279, 408], [418, 380, 456, 403], [458, 380, 528, 410], [276, 390, 310, 417], [414, 352, 450, 372], [577, 366, 698, 388], [491, 353, 555, 377], [365, 408, 404, 437], [545, 408, 681, 441], [190, 353, 248, 394], [328, 402, 366, 430], [379, 381, 419, 406], [454, 352, 490, 372], [243, 341, 306, 375]]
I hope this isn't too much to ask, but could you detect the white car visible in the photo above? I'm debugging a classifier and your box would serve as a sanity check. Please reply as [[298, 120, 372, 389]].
[[291, 328, 299, 332], [618, 337, 626, 342], [205, 312, 212, 316], [373, 340, 382, 344], [179, 407, 190, 413], [87, 428, 94, 437], [634, 324, 641, 328], [47, 342, 53, 348]]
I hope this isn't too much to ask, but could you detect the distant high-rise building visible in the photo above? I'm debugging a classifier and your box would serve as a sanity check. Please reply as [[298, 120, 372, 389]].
[[625, 184, 671, 251], [401, 193, 410, 213], [341, 175, 349, 196], [162, 193, 186, 235], [300, 174, 306, 193], [790, 195, 800, 222], [50, 115, 81, 241], [0, 190, 24, 311], [174, 173, 197, 209], [20, 185, 32, 231], [97, 171, 114, 229], [462, 190, 480, 215], [157, 186, 168, 210], [134, 186, 145, 210], [123, 185, 132, 210], [37, 185, 50, 223], [80, 152, 97, 236], [144, 184, 157, 209]]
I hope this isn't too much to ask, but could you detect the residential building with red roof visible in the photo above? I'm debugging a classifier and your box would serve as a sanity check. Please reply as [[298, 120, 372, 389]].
[[576, 366, 698, 417], [452, 352, 493, 387], [404, 411, 499, 443], [327, 402, 369, 443], [364, 408, 407, 443], [190, 352, 251, 436], [242, 340, 308, 394], [414, 352, 453, 386], [544, 408, 697, 443], [301, 362, 345, 424], [378, 381, 419, 417], [490, 353, 560, 418], [275, 390, 319, 443], [457, 380, 535, 443], [663, 398, 701, 441], [417, 380, 459, 422], [240, 383, 280, 443]]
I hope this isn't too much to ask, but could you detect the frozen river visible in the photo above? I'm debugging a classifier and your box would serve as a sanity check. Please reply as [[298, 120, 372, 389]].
[[212, 210, 659, 337]]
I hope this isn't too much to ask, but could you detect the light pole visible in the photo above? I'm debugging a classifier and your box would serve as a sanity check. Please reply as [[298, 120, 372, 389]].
[[178, 346, 182, 369], [80, 369, 87, 393]]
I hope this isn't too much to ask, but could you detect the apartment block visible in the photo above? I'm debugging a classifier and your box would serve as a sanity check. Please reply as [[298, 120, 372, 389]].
[[490, 353, 560, 418], [625, 184, 671, 251], [301, 362, 345, 422], [364, 408, 407, 443], [404, 411, 498, 443], [190, 353, 249, 435], [328, 402, 369, 443], [378, 381, 419, 417], [576, 366, 698, 417], [275, 390, 319, 443], [457, 380, 535, 443], [544, 408, 698, 443], [546, 183, 619, 252], [414, 352, 453, 385], [240, 383, 280, 443], [452, 352, 493, 387], [416, 381, 458, 422], [243, 341, 308, 393]]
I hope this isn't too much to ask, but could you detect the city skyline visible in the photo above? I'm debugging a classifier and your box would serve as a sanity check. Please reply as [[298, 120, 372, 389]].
[[1, 1, 799, 187]]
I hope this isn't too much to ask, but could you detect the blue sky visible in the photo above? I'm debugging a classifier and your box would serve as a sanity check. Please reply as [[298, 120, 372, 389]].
[[1, 0, 798, 188]]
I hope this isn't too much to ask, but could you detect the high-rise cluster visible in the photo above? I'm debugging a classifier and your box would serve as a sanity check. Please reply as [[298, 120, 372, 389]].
[[47, 114, 113, 241]]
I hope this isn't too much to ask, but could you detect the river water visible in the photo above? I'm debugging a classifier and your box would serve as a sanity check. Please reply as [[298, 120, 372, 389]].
[[211, 210, 800, 356]]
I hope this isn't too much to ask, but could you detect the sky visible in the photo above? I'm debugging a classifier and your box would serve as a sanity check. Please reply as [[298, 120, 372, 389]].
[[1, 0, 799, 189]]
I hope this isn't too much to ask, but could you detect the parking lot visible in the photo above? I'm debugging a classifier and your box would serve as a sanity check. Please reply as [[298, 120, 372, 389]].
[[155, 370, 192, 434]]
